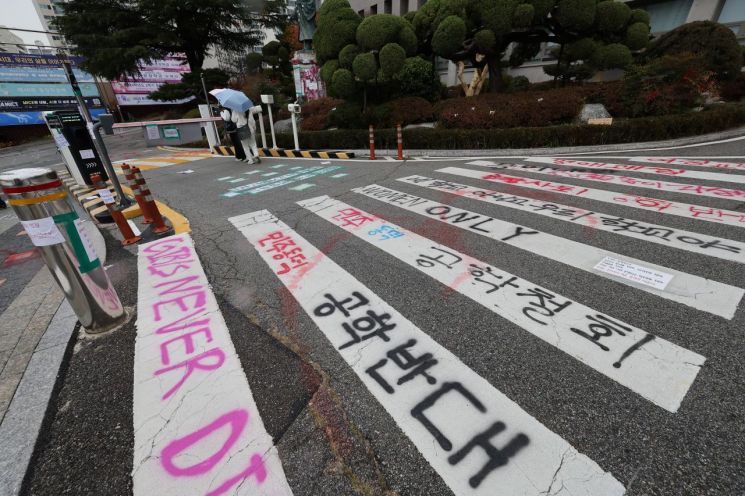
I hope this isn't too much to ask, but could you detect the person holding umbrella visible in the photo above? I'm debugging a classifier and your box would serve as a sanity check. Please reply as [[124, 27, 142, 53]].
[[210, 88, 260, 164], [219, 106, 246, 161]]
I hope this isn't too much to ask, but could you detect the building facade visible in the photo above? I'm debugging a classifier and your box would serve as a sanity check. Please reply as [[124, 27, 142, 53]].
[[31, 0, 68, 48], [0, 27, 29, 54]]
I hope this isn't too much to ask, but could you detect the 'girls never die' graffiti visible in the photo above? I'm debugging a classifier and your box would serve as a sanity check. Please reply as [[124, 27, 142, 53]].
[[438, 167, 745, 228], [396, 175, 745, 264], [229, 209, 625, 496], [299, 196, 705, 413], [134, 235, 292, 496]]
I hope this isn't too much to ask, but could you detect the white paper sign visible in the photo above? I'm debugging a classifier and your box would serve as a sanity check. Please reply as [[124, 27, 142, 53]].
[[20, 217, 65, 246], [97, 188, 115, 204], [594, 256, 673, 290], [73, 219, 99, 262], [146, 125, 160, 140], [80, 149, 95, 159], [162, 128, 179, 139]]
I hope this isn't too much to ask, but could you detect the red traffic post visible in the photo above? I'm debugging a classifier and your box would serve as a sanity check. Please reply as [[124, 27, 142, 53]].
[[369, 124, 376, 160], [396, 123, 404, 161], [120, 163, 154, 224], [90, 173, 141, 245], [131, 167, 173, 236]]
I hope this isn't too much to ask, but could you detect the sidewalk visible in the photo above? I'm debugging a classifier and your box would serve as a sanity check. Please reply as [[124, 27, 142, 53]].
[[0, 209, 105, 496]]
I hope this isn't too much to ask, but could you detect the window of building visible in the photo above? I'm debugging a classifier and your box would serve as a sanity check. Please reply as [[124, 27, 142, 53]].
[[358, 9, 364, 16], [401, 0, 409, 15], [644, 0, 693, 33], [370, 4, 377, 14], [719, 0, 745, 24], [417, 0, 426, 9], [384, 0, 391, 14]]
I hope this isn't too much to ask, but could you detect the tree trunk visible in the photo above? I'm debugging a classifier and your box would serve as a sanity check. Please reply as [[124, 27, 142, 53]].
[[184, 49, 205, 74], [487, 55, 503, 93]]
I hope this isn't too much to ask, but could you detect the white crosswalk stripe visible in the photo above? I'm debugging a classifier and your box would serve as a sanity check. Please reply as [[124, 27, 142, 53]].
[[396, 175, 745, 264], [468, 162, 745, 201], [134, 235, 292, 496], [205, 156, 745, 493], [298, 196, 705, 413], [353, 184, 743, 319], [630, 156, 745, 171], [439, 166, 745, 228], [524, 157, 745, 185], [229, 211, 626, 496]]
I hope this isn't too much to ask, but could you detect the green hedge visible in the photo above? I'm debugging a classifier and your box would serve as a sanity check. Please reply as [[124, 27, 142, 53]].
[[273, 104, 745, 150]]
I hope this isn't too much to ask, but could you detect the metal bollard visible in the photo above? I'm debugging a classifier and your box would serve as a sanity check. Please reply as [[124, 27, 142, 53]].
[[396, 123, 404, 161], [91, 173, 142, 245], [0, 168, 125, 333], [369, 124, 376, 160], [121, 163, 154, 224], [131, 167, 172, 235]]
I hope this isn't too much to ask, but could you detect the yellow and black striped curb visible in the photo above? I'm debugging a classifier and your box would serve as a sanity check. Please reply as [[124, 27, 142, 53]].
[[212, 146, 355, 160], [58, 171, 143, 223]]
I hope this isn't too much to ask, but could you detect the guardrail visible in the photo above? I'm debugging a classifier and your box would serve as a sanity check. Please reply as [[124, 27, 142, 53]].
[[112, 116, 222, 129]]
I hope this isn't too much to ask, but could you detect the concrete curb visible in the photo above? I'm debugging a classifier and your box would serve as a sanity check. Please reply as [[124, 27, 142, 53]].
[[344, 125, 745, 158], [0, 300, 78, 496]]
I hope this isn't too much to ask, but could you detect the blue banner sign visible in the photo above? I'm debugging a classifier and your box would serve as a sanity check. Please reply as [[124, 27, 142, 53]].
[[0, 82, 100, 98], [0, 108, 106, 127], [0, 66, 93, 83], [0, 53, 84, 67]]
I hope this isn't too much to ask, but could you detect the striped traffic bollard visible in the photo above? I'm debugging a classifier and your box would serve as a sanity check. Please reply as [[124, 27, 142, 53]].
[[396, 123, 404, 161], [0, 168, 125, 332], [120, 163, 154, 224], [131, 167, 173, 235], [369, 124, 376, 160], [91, 173, 142, 245]]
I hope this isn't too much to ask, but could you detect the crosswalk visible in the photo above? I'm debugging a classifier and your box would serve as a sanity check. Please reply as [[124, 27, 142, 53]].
[[160, 155, 745, 494]]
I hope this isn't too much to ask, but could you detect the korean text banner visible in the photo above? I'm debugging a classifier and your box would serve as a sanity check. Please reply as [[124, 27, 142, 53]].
[[0, 53, 85, 67], [0, 82, 100, 98], [0, 66, 94, 83], [0, 108, 106, 127]]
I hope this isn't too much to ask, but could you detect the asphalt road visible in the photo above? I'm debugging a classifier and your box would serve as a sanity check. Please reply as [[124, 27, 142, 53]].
[[9, 133, 745, 495]]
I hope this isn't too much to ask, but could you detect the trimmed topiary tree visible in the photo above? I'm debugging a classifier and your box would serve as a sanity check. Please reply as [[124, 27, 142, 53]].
[[313, 0, 362, 64], [316, 9, 421, 108], [414, 0, 651, 94], [379, 42, 406, 77]]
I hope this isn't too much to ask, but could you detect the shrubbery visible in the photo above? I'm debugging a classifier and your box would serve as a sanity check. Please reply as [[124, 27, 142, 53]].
[[301, 97, 344, 131], [388, 97, 434, 126], [436, 87, 585, 129], [645, 21, 743, 80], [721, 73, 745, 102], [622, 53, 716, 117], [275, 104, 745, 150]]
